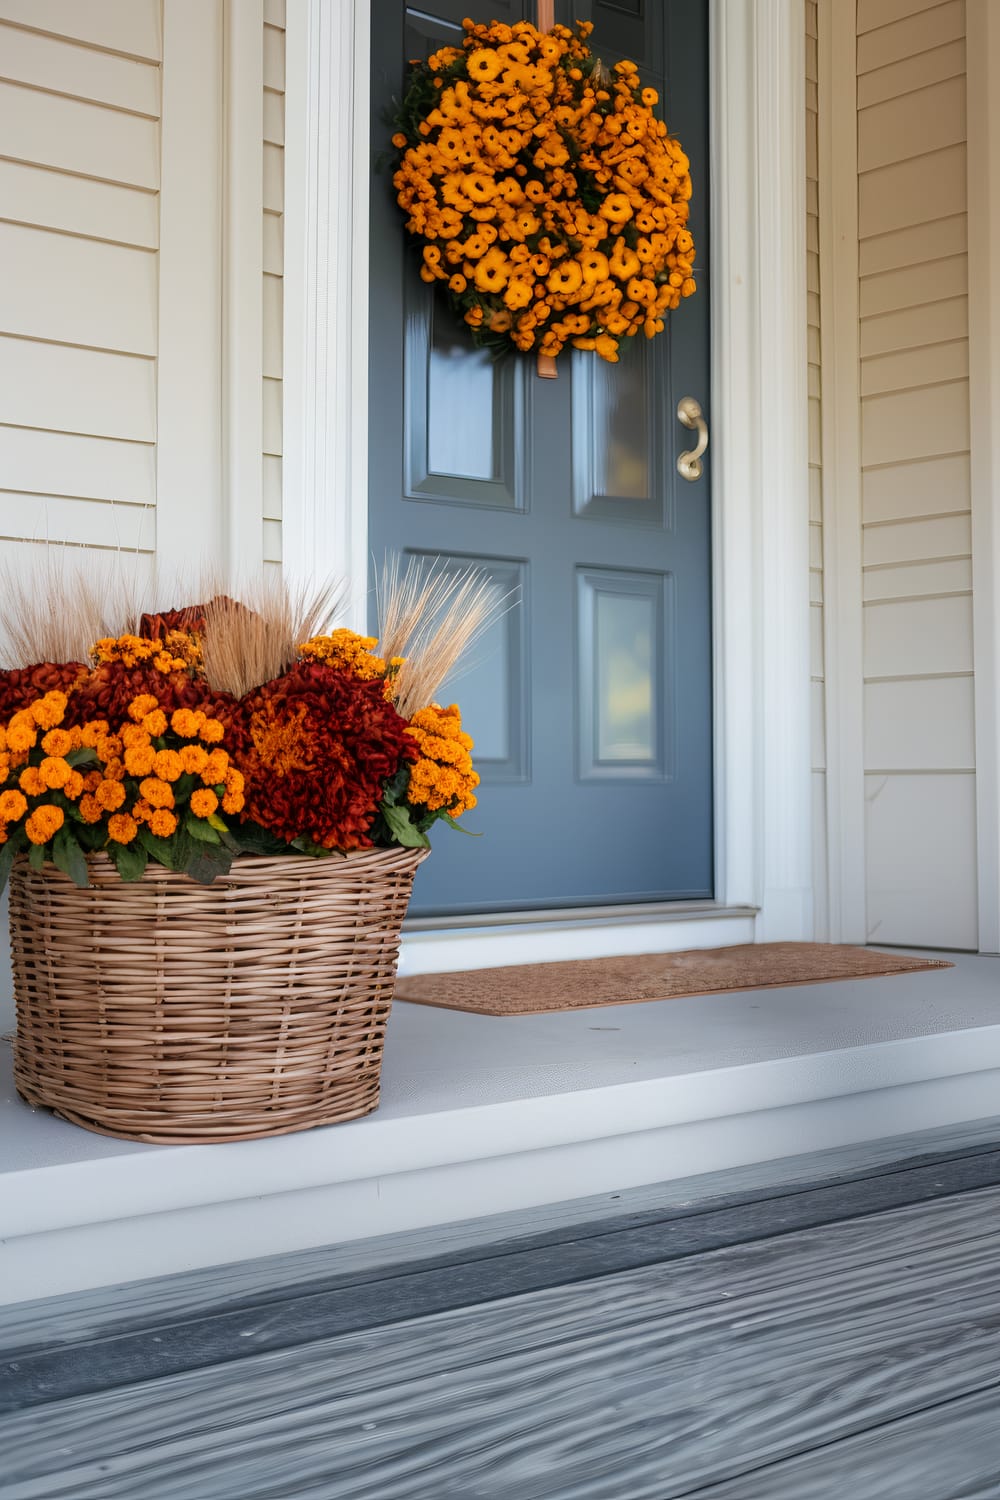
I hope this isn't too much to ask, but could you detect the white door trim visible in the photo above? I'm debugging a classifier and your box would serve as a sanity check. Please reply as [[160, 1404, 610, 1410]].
[[967, 0, 1000, 955], [282, 0, 813, 964]]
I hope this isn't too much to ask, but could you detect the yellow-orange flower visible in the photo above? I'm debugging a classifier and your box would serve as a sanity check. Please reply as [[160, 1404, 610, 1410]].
[[29, 693, 68, 730], [25, 805, 64, 845], [107, 812, 138, 844], [142, 710, 168, 737], [38, 756, 72, 790], [18, 765, 46, 797], [202, 749, 229, 784], [153, 749, 184, 782], [139, 777, 174, 810], [63, 770, 85, 801], [127, 694, 160, 721], [0, 789, 28, 822], [41, 728, 73, 757], [189, 788, 219, 819], [6, 720, 36, 755], [123, 744, 157, 777], [148, 808, 178, 838], [78, 793, 103, 824], [178, 744, 210, 776], [95, 779, 127, 811], [171, 708, 205, 739]]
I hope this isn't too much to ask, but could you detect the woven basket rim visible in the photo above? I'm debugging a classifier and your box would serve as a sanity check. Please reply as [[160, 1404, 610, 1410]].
[[11, 844, 428, 881]]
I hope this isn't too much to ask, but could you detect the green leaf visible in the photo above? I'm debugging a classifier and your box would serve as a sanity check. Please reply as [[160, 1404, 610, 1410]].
[[439, 811, 482, 837], [138, 827, 177, 870], [290, 836, 337, 858], [0, 838, 17, 894], [380, 802, 431, 850], [28, 840, 45, 872], [207, 812, 229, 833], [52, 827, 90, 887], [230, 820, 287, 857], [106, 841, 148, 882], [66, 746, 98, 769], [186, 814, 220, 844], [184, 845, 233, 885]]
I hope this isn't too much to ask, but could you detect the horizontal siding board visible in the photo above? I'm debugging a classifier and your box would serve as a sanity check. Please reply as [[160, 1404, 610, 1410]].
[[0, 222, 157, 355], [857, 75, 966, 174], [0, 424, 155, 505], [861, 380, 969, 468], [0, 0, 162, 60], [262, 209, 283, 274], [263, 142, 283, 213], [865, 771, 978, 948], [0, 335, 155, 442], [858, 144, 966, 240], [859, 253, 966, 319], [0, 79, 160, 188], [859, 213, 967, 277], [857, 0, 952, 32], [262, 454, 282, 520], [865, 676, 975, 771], [262, 517, 282, 562], [263, 274, 282, 379], [863, 512, 971, 565], [857, 0, 964, 75], [263, 86, 284, 145], [0, 159, 158, 248], [0, 22, 160, 115], [263, 0, 286, 24], [861, 336, 968, 396], [0, 490, 154, 549], [864, 594, 973, 678], [863, 452, 970, 522], [857, 36, 965, 109], [862, 556, 972, 601], [263, 23, 285, 90], [859, 294, 967, 358], [262, 376, 282, 456]]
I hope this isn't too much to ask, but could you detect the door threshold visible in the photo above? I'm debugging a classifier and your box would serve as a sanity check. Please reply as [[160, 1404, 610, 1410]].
[[404, 900, 757, 933], [399, 902, 759, 976]]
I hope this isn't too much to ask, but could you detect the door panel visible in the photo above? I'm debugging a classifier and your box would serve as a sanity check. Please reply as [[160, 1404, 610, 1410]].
[[370, 0, 711, 916]]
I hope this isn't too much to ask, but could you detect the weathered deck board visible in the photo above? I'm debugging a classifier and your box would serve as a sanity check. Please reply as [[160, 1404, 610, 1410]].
[[3, 1184, 1000, 1498]]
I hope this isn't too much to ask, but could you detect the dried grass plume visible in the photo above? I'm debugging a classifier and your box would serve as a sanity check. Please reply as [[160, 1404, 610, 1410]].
[[200, 573, 348, 698]]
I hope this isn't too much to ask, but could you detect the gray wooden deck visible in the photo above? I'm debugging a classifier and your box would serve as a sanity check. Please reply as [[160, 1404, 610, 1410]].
[[2, 1118, 1000, 1498]]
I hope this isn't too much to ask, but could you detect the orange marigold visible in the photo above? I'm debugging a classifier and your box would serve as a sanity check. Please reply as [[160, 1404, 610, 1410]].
[[199, 717, 225, 744], [121, 724, 151, 750], [95, 779, 127, 811], [41, 728, 74, 757], [29, 692, 68, 729], [107, 812, 138, 844], [148, 808, 178, 838], [171, 708, 205, 738], [138, 777, 174, 810], [80, 720, 110, 748], [127, 694, 160, 721], [0, 789, 28, 822], [153, 749, 184, 782], [189, 788, 219, 818], [18, 766, 46, 798], [142, 710, 168, 737], [202, 749, 229, 785], [178, 744, 210, 776], [78, 794, 103, 824], [25, 804, 64, 845], [38, 756, 72, 790], [6, 720, 37, 755], [299, 630, 387, 682], [406, 703, 479, 816], [123, 744, 157, 777], [63, 771, 85, 801]]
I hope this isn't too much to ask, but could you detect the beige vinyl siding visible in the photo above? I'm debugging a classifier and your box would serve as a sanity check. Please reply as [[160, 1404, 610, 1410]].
[[856, 0, 976, 948], [0, 3, 161, 563], [262, 0, 285, 567], [806, 0, 829, 938]]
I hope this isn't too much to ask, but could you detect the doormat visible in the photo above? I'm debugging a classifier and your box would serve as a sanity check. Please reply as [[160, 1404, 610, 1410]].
[[394, 943, 953, 1017]]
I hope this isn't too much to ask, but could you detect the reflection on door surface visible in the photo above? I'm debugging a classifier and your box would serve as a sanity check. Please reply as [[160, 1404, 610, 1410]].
[[370, 0, 712, 917]]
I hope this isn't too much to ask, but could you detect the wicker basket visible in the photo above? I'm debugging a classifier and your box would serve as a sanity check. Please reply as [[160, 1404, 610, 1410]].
[[9, 847, 427, 1144]]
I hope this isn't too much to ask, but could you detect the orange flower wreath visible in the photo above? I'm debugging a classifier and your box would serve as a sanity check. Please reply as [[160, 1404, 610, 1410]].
[[390, 17, 696, 365]]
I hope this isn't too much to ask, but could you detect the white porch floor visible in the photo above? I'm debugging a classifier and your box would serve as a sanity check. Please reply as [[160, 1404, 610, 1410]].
[[1, 948, 999, 1307]]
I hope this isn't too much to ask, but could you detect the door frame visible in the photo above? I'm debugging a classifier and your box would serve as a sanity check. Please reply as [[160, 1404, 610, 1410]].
[[282, 0, 812, 957]]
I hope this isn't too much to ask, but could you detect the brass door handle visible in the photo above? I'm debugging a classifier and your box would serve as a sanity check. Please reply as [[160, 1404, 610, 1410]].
[[677, 396, 708, 481]]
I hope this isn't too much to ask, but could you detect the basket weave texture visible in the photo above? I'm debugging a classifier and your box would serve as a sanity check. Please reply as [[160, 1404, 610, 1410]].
[[10, 847, 426, 1144]]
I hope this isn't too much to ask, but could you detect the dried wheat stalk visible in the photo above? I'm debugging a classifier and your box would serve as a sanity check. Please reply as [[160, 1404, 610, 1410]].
[[0, 553, 147, 667], [377, 557, 512, 720], [200, 573, 348, 697]]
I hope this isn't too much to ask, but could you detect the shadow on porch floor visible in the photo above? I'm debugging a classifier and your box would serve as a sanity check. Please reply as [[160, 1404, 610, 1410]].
[[1, 947, 998, 1306]]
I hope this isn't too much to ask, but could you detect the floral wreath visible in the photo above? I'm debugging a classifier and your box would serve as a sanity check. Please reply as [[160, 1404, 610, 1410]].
[[390, 17, 696, 367]]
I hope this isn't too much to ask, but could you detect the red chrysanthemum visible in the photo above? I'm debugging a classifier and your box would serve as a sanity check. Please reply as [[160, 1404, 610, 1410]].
[[0, 662, 89, 723], [227, 662, 416, 849], [62, 662, 234, 730]]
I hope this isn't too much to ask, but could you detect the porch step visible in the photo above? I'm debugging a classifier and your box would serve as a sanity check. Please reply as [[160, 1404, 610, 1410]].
[[1, 950, 998, 1306]]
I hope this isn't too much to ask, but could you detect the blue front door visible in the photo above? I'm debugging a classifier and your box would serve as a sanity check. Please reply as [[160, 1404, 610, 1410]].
[[370, 0, 712, 917]]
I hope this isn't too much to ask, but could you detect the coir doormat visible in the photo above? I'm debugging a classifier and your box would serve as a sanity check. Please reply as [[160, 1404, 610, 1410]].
[[394, 943, 952, 1017]]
